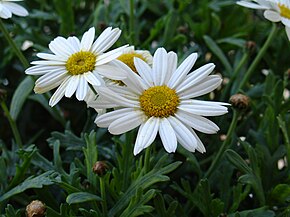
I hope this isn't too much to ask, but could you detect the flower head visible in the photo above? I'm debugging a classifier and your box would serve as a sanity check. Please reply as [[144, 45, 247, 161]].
[[93, 48, 229, 155], [0, 0, 28, 19], [237, 0, 290, 40], [25, 27, 128, 106]]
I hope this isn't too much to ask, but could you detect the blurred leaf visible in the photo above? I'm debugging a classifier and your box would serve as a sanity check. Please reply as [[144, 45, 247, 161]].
[[271, 184, 290, 203], [225, 149, 252, 174], [53, 0, 74, 35], [9, 76, 34, 121]]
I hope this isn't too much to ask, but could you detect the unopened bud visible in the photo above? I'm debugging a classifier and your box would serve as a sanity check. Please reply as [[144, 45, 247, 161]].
[[0, 89, 7, 102], [92, 161, 108, 176], [26, 200, 46, 217], [245, 41, 256, 53], [229, 94, 250, 110]]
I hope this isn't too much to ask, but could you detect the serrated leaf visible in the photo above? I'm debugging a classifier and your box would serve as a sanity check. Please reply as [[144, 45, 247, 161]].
[[9, 76, 34, 121], [0, 171, 55, 202], [66, 192, 102, 205]]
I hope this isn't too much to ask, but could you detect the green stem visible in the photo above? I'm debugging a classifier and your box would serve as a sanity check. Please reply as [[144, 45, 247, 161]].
[[0, 19, 29, 68], [144, 146, 151, 174], [1, 101, 23, 148], [100, 177, 108, 217], [221, 52, 249, 101], [204, 110, 238, 179], [129, 0, 135, 44], [237, 24, 277, 91]]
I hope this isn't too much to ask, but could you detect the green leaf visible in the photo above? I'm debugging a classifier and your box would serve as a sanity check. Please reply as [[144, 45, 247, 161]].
[[66, 192, 102, 205], [53, 0, 74, 35], [203, 35, 232, 74], [0, 171, 55, 202], [271, 184, 290, 203], [109, 156, 181, 216], [9, 76, 34, 121], [225, 149, 252, 174]]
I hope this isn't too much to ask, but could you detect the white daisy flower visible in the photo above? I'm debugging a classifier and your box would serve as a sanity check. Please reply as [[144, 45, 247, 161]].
[[117, 46, 153, 73], [25, 27, 128, 106], [237, 0, 290, 40], [93, 48, 229, 155], [0, 0, 28, 19]]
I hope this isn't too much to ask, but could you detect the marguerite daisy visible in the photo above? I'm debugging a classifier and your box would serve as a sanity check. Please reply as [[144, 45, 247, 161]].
[[25, 27, 128, 106], [93, 48, 229, 155], [237, 0, 290, 40], [0, 0, 28, 19]]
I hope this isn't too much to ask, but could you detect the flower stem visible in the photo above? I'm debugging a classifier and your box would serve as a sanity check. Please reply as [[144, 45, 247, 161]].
[[204, 110, 238, 179], [0, 19, 29, 68], [100, 177, 108, 217], [1, 100, 23, 148], [144, 146, 151, 173], [237, 24, 277, 92]]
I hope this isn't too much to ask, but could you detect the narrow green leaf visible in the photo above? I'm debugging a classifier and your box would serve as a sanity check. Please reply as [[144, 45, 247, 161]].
[[66, 192, 102, 205], [9, 76, 34, 121], [203, 35, 232, 74], [225, 149, 252, 174]]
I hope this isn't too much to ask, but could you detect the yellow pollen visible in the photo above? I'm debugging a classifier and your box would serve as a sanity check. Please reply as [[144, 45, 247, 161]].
[[139, 85, 180, 118], [279, 3, 290, 19], [117, 53, 146, 73], [66, 51, 96, 75]]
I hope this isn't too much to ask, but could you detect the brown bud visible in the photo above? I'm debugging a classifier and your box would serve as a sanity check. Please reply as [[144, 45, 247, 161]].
[[229, 94, 250, 110], [245, 41, 256, 53], [26, 200, 46, 217], [92, 161, 108, 176], [0, 89, 7, 102]]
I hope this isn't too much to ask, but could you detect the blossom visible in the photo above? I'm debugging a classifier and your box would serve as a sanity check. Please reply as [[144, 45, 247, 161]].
[[93, 48, 229, 155], [25, 27, 128, 106], [237, 0, 290, 40], [0, 0, 28, 19]]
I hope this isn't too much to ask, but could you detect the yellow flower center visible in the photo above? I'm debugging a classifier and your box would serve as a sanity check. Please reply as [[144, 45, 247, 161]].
[[279, 3, 290, 19], [117, 53, 146, 73], [139, 85, 179, 118], [66, 51, 96, 75]]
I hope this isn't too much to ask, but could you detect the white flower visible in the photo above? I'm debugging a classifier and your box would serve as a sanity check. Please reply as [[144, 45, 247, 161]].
[[93, 48, 229, 155], [25, 27, 128, 106], [0, 0, 28, 19], [237, 0, 290, 40]]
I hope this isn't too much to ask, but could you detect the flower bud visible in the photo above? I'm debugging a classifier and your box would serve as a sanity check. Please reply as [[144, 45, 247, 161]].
[[229, 94, 250, 110], [245, 41, 256, 53], [92, 161, 108, 176], [26, 200, 46, 217]]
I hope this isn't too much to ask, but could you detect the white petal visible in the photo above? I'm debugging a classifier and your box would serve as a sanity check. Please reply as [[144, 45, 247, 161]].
[[263, 10, 281, 22], [25, 65, 61, 75], [134, 57, 153, 87], [109, 110, 145, 134], [95, 45, 128, 66], [83, 71, 102, 86], [36, 53, 67, 61], [31, 60, 65, 66], [49, 76, 71, 106], [97, 87, 139, 107], [76, 76, 88, 100], [35, 69, 67, 90], [95, 108, 136, 127], [159, 118, 177, 153], [179, 75, 222, 99], [165, 51, 177, 84], [81, 27, 95, 51], [95, 64, 127, 80], [4, 2, 28, 17], [188, 127, 206, 153], [286, 26, 290, 40], [67, 36, 81, 52], [236, 1, 270, 9], [65, 75, 80, 97], [0, 5, 12, 19], [178, 100, 229, 116], [48, 37, 74, 57], [281, 17, 290, 28], [175, 110, 220, 134], [34, 75, 68, 94], [167, 116, 197, 152], [168, 53, 198, 89], [152, 48, 168, 85], [176, 63, 215, 93], [134, 117, 159, 155], [92, 27, 122, 53]]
